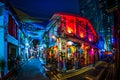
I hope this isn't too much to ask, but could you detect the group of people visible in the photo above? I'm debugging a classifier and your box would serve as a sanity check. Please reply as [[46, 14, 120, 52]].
[[39, 44, 86, 72], [58, 45, 85, 70]]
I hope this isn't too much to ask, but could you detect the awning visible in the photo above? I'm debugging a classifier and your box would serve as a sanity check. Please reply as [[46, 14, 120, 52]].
[[104, 51, 112, 54]]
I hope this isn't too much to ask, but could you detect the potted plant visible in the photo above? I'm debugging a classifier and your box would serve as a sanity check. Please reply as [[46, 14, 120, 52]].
[[0, 59, 6, 80]]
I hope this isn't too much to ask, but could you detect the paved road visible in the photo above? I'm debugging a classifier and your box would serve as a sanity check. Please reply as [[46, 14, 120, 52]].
[[66, 62, 109, 80], [15, 58, 49, 80]]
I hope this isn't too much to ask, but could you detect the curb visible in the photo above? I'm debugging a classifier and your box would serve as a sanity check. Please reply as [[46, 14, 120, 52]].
[[53, 61, 106, 80]]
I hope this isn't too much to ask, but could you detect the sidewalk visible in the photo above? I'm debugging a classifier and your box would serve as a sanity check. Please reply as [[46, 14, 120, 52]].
[[49, 61, 107, 80], [15, 58, 49, 80], [5, 59, 28, 80]]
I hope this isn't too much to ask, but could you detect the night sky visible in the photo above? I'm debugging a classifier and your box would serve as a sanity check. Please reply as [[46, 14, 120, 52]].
[[10, 0, 80, 19]]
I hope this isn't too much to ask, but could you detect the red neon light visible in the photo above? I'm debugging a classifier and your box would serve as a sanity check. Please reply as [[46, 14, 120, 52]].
[[52, 13, 98, 41], [80, 32, 84, 38], [77, 25, 86, 38], [63, 15, 76, 34], [67, 27, 73, 33]]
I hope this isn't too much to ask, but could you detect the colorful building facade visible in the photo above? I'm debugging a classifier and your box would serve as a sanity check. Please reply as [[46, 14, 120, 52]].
[[46, 13, 99, 71], [0, 2, 26, 78]]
